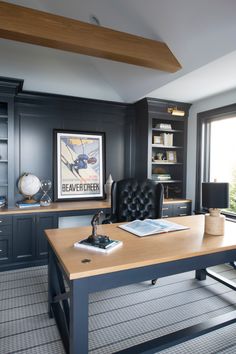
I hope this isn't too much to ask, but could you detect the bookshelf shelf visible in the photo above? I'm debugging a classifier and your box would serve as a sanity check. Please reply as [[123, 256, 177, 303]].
[[152, 144, 183, 149], [152, 162, 183, 165], [152, 128, 183, 133], [152, 180, 182, 184]]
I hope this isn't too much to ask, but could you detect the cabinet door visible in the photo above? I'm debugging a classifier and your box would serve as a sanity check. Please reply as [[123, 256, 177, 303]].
[[13, 215, 36, 261], [0, 238, 12, 263], [36, 214, 58, 259]]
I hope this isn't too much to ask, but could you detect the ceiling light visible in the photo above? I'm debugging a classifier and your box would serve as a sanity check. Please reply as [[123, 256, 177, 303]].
[[167, 107, 185, 116]]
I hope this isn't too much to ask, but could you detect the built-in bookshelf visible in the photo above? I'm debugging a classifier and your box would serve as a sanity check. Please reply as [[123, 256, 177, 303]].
[[0, 102, 8, 200], [0, 97, 14, 207], [135, 98, 191, 199]]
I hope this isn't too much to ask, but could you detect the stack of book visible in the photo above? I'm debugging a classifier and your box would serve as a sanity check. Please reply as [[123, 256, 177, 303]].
[[16, 201, 41, 208], [0, 196, 6, 208], [155, 123, 172, 130], [152, 174, 171, 181]]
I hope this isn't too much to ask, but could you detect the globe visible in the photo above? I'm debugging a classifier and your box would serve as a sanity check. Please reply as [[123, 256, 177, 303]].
[[18, 173, 41, 203]]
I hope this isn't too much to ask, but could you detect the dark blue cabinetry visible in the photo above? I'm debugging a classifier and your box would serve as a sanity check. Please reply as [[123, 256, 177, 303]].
[[36, 214, 57, 258], [0, 203, 110, 271], [0, 212, 58, 271], [0, 215, 12, 263], [13, 215, 36, 261]]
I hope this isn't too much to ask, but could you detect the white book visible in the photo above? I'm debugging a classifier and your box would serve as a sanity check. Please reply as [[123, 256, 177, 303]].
[[119, 219, 189, 237], [74, 239, 122, 253]]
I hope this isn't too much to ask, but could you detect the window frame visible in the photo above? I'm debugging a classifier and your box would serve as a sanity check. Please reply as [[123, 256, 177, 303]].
[[195, 103, 236, 214]]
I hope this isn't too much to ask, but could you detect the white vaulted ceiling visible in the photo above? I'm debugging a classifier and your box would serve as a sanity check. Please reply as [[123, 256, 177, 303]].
[[1, 0, 236, 103]]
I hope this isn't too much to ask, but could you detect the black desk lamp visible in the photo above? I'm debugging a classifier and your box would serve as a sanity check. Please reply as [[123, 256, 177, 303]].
[[202, 182, 229, 235]]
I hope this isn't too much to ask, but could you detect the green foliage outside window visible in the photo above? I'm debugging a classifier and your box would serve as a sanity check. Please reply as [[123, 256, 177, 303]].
[[228, 169, 236, 213]]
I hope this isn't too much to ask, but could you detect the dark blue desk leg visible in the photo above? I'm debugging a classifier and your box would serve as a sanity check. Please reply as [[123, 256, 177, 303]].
[[195, 269, 207, 280], [70, 278, 89, 354], [48, 246, 55, 318]]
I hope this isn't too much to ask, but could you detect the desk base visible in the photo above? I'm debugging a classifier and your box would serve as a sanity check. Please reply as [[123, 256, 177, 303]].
[[48, 246, 236, 354]]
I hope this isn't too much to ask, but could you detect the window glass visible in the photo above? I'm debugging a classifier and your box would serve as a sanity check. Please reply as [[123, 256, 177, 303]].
[[209, 117, 236, 214]]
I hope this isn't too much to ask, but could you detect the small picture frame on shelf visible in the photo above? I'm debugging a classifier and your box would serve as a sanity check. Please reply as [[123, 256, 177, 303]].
[[153, 135, 163, 145], [166, 151, 177, 163]]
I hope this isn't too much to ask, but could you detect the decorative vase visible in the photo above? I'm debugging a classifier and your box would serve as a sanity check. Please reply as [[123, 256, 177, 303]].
[[105, 174, 113, 202]]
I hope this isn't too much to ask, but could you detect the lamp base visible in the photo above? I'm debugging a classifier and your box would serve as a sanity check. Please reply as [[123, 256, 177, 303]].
[[204, 213, 225, 236]]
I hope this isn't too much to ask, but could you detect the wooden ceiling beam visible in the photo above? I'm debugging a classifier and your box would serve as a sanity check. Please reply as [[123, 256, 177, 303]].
[[0, 1, 181, 72]]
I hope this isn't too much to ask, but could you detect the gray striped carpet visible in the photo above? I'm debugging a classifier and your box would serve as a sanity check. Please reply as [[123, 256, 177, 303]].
[[1, 264, 236, 354]]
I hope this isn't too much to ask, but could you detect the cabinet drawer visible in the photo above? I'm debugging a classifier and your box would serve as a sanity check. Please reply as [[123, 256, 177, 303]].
[[162, 205, 173, 218], [0, 239, 10, 261], [173, 203, 191, 216], [0, 224, 12, 236], [0, 215, 12, 226]]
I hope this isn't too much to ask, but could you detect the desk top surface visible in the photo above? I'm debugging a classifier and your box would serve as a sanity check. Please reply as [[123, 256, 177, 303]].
[[45, 215, 236, 280]]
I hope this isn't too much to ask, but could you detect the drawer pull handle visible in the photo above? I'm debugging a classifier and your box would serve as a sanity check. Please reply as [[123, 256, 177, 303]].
[[0, 249, 2, 252], [179, 213, 187, 216], [162, 208, 169, 211], [163, 215, 169, 218], [179, 206, 187, 209], [0, 220, 2, 223], [0, 230, 2, 233]]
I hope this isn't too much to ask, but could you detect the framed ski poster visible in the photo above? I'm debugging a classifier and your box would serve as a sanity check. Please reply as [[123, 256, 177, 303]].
[[53, 129, 106, 201]]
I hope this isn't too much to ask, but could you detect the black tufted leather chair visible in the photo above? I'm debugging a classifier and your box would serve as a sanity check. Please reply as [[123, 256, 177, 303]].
[[109, 178, 164, 223], [105, 178, 164, 285]]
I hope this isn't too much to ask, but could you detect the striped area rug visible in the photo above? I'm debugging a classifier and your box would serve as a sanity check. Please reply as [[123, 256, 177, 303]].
[[0, 264, 236, 354]]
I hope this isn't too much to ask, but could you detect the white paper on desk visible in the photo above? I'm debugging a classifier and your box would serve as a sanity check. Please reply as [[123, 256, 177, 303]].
[[119, 219, 189, 237]]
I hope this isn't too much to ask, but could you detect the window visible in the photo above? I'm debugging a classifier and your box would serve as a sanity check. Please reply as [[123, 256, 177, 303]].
[[196, 104, 236, 215]]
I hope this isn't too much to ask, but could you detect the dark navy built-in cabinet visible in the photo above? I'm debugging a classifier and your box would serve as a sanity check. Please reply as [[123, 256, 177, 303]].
[[0, 213, 57, 270]]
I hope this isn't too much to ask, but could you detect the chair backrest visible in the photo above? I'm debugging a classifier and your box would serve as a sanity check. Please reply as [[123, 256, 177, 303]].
[[110, 178, 164, 222]]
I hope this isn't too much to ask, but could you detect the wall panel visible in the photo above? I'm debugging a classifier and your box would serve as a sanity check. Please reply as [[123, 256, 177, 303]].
[[14, 93, 135, 203]]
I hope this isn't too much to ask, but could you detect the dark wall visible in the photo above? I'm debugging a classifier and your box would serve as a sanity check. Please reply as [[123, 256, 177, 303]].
[[14, 92, 135, 203]]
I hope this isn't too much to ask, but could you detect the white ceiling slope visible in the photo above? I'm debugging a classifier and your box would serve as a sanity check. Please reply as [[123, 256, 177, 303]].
[[1, 0, 236, 103]]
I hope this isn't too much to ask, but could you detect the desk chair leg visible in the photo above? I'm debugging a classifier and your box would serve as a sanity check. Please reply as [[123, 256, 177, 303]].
[[151, 279, 157, 285]]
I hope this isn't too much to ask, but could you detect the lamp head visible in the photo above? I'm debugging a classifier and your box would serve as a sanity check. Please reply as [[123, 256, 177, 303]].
[[202, 182, 229, 236], [202, 182, 229, 209]]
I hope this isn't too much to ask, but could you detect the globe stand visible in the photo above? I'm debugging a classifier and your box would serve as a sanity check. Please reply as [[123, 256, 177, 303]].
[[23, 196, 38, 204]]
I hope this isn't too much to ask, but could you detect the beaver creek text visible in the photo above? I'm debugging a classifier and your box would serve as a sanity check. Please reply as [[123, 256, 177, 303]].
[[62, 183, 99, 192]]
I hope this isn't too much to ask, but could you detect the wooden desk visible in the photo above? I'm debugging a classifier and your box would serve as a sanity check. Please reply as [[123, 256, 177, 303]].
[[45, 215, 236, 353]]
